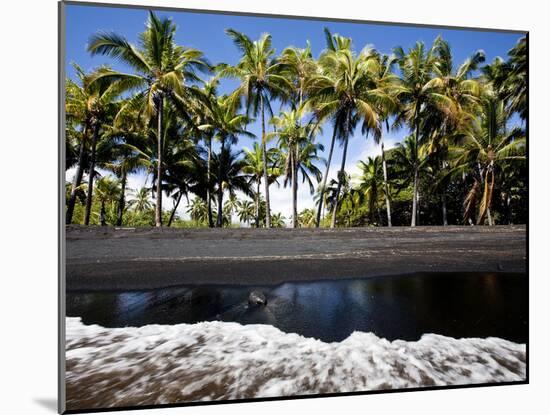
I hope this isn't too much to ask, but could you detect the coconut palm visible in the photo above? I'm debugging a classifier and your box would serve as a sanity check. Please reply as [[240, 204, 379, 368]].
[[65, 64, 120, 225], [363, 52, 401, 226], [310, 31, 386, 228], [394, 41, 439, 226], [356, 157, 385, 224], [101, 108, 149, 225], [219, 30, 289, 227], [94, 176, 121, 226], [424, 37, 485, 225], [279, 42, 318, 109], [242, 142, 281, 227], [270, 212, 286, 228], [200, 94, 254, 227], [187, 196, 209, 225], [448, 91, 525, 225], [269, 106, 323, 227], [237, 200, 255, 226], [128, 186, 153, 213], [298, 208, 316, 228], [87, 11, 209, 226], [211, 148, 253, 227]]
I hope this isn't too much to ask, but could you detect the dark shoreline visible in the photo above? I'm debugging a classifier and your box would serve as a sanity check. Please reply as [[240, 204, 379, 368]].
[[66, 225, 527, 290]]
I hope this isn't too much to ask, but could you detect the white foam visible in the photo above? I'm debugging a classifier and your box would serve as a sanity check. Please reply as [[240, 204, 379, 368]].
[[65, 317, 526, 409]]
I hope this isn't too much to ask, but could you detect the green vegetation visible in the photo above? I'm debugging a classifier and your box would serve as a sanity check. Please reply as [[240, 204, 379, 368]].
[[65, 12, 526, 228]]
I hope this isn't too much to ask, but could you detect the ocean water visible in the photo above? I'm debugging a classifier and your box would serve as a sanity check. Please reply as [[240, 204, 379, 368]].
[[65, 272, 527, 410]]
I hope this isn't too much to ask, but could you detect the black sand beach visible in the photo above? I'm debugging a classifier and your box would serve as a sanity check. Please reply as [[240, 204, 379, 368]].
[[65, 225, 526, 290]]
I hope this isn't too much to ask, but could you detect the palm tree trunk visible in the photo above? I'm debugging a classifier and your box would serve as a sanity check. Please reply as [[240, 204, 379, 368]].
[[331, 112, 352, 229], [216, 140, 225, 228], [100, 201, 106, 226], [167, 192, 183, 227], [260, 94, 271, 228], [291, 151, 298, 228], [316, 127, 337, 227], [255, 180, 260, 228], [66, 125, 88, 225], [155, 95, 164, 227], [411, 105, 421, 227], [411, 166, 419, 227], [116, 168, 127, 226], [380, 139, 392, 227], [217, 188, 224, 227], [206, 137, 214, 228], [442, 193, 448, 226], [331, 134, 350, 228], [84, 122, 100, 225]]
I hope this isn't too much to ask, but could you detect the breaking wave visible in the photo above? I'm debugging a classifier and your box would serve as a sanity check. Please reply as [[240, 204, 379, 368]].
[[65, 317, 526, 410]]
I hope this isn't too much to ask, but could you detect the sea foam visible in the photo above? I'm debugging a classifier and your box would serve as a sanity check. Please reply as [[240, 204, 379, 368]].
[[65, 317, 526, 409]]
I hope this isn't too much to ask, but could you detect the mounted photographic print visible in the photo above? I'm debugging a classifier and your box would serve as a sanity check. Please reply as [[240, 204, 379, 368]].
[[59, 1, 528, 413]]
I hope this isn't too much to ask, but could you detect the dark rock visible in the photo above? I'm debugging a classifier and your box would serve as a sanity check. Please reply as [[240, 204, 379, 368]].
[[248, 290, 267, 306]]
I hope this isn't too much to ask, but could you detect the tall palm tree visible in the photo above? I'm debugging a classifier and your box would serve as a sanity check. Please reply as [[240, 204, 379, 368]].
[[65, 63, 120, 225], [87, 11, 209, 226], [269, 106, 323, 227], [394, 41, 438, 226], [211, 148, 253, 227], [279, 42, 318, 109], [102, 108, 149, 226], [448, 91, 525, 225], [219, 30, 289, 227], [364, 52, 400, 226], [94, 176, 121, 226], [200, 95, 254, 227], [424, 37, 485, 225], [310, 29, 354, 228], [311, 34, 385, 228], [242, 142, 280, 227], [357, 157, 384, 224]]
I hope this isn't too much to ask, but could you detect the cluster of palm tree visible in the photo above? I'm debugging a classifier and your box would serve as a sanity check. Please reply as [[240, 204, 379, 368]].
[[65, 11, 526, 228]]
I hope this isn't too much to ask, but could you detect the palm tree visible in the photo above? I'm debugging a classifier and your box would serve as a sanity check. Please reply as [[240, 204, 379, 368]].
[[87, 11, 209, 226], [128, 186, 153, 213], [269, 106, 323, 227], [94, 176, 121, 226], [310, 30, 385, 228], [101, 109, 149, 226], [200, 95, 254, 227], [237, 199, 255, 226], [279, 42, 318, 109], [270, 212, 287, 228], [364, 52, 401, 226], [357, 157, 384, 224], [187, 196, 209, 225], [394, 41, 438, 226], [211, 148, 253, 227], [392, 135, 429, 224], [448, 91, 525, 225], [298, 208, 316, 228], [484, 37, 527, 121], [242, 142, 280, 227], [424, 37, 485, 225], [65, 64, 120, 225], [220, 30, 289, 227]]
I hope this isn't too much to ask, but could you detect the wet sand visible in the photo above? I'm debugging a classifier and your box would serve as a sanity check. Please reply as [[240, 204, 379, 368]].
[[65, 225, 526, 290]]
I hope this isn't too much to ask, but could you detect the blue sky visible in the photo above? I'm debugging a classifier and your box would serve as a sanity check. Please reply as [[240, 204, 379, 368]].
[[64, 3, 524, 222]]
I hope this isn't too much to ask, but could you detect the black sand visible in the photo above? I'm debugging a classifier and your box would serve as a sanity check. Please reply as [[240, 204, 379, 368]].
[[65, 225, 527, 290]]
